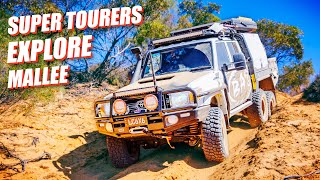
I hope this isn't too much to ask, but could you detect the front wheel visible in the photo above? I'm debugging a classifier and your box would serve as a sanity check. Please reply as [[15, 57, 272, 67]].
[[106, 136, 140, 168], [201, 107, 229, 162]]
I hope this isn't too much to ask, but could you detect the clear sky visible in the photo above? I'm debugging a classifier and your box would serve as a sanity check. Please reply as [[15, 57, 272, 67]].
[[207, 0, 320, 74]]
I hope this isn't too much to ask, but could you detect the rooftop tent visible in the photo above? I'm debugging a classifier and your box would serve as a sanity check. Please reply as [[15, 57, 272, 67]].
[[220, 17, 257, 33]]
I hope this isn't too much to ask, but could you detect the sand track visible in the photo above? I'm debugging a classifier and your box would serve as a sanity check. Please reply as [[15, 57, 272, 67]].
[[0, 89, 319, 180]]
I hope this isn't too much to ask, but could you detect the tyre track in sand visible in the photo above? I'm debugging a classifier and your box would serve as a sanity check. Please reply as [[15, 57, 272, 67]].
[[72, 115, 257, 180]]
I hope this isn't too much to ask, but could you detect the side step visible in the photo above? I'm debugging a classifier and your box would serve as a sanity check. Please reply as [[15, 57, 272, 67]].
[[230, 101, 252, 117]]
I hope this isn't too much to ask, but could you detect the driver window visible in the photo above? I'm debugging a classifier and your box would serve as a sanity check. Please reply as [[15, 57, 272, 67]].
[[216, 42, 231, 70]]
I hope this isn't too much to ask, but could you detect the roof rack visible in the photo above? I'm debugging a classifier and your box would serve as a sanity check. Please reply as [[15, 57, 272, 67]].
[[152, 17, 257, 46]]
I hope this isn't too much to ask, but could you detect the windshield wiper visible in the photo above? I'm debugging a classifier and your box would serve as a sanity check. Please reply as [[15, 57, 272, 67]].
[[190, 66, 212, 72]]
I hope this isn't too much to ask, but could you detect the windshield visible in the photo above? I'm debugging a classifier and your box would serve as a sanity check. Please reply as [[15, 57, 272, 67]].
[[143, 42, 213, 78]]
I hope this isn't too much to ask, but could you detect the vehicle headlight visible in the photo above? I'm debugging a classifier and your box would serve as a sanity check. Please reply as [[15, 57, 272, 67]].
[[113, 99, 127, 115], [96, 103, 110, 117], [168, 91, 194, 108]]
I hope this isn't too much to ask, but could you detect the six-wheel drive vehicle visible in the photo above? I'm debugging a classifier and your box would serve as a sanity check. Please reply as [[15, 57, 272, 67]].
[[94, 17, 278, 168]]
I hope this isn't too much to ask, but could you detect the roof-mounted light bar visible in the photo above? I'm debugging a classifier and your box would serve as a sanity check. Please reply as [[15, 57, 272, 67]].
[[152, 30, 205, 46], [170, 22, 215, 36]]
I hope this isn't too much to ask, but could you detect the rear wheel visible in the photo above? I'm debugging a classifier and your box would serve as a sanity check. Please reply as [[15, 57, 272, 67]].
[[106, 136, 140, 168], [247, 89, 269, 127], [201, 107, 229, 162], [266, 91, 276, 119]]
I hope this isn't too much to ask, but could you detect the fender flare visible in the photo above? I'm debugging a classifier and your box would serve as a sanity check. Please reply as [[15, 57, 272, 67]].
[[204, 89, 230, 123]]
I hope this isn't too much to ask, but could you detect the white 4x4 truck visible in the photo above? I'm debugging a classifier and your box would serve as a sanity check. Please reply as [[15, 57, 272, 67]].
[[95, 17, 278, 168]]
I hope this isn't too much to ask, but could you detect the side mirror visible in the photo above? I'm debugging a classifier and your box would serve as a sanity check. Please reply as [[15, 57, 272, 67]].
[[233, 53, 246, 69]]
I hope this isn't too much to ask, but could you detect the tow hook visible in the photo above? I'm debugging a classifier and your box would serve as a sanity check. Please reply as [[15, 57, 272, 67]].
[[142, 130, 175, 149], [165, 136, 175, 149]]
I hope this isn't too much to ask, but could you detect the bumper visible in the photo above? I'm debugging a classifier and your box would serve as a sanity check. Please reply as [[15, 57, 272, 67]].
[[96, 105, 210, 138]]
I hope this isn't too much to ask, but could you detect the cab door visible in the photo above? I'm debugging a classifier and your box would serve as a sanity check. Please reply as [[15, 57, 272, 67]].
[[216, 41, 252, 110]]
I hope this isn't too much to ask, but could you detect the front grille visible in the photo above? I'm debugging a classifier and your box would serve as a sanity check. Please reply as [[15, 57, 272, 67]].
[[126, 100, 148, 114], [162, 94, 171, 109]]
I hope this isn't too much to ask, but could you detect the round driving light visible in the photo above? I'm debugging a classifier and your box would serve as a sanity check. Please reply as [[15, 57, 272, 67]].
[[165, 115, 178, 126], [105, 123, 113, 132], [113, 99, 127, 115], [144, 94, 158, 111]]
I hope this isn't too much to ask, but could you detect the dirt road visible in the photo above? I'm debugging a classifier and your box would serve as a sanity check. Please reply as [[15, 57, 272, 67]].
[[0, 88, 319, 179]]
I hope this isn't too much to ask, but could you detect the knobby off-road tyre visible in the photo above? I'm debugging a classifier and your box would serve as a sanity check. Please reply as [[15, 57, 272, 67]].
[[265, 91, 276, 119], [201, 107, 229, 162], [247, 89, 269, 127], [106, 136, 140, 168]]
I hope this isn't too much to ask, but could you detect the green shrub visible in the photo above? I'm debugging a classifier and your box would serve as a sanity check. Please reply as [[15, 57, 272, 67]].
[[277, 60, 314, 94], [303, 75, 320, 102], [0, 8, 64, 104], [107, 68, 130, 87]]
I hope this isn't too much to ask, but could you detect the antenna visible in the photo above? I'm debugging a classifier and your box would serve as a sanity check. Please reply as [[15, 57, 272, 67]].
[[149, 54, 157, 89]]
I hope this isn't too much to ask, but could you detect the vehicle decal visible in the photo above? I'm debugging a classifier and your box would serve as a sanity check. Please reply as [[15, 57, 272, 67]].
[[227, 70, 252, 109]]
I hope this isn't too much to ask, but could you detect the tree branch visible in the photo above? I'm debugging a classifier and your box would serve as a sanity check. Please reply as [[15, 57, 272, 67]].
[[0, 142, 51, 172]]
